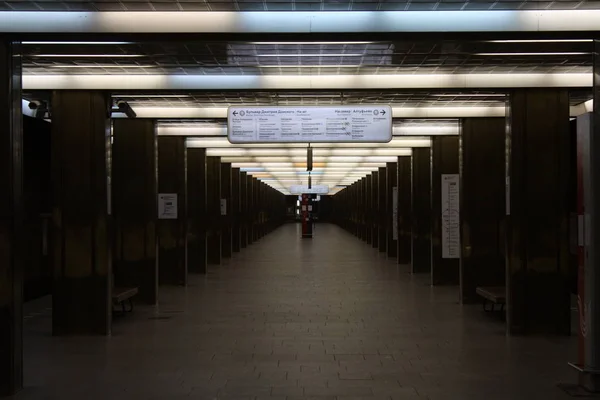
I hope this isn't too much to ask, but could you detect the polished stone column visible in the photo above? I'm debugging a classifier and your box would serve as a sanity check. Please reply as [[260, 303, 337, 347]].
[[232, 167, 241, 253], [506, 89, 571, 335], [247, 174, 254, 245], [387, 162, 398, 258], [157, 137, 187, 286], [360, 178, 367, 241], [0, 40, 23, 396], [371, 171, 379, 249], [187, 148, 207, 274], [221, 162, 232, 258], [378, 167, 387, 253], [206, 156, 221, 265], [460, 118, 505, 303], [112, 119, 158, 305], [431, 136, 460, 286], [252, 178, 259, 241], [365, 175, 372, 244], [50, 91, 112, 334], [240, 171, 248, 248], [412, 147, 431, 274], [577, 40, 600, 390], [397, 156, 412, 265]]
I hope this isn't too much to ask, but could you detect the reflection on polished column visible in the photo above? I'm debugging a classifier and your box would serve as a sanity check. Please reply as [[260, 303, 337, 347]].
[[397, 156, 411, 265], [412, 148, 431, 274], [232, 167, 241, 253], [365, 174, 372, 244], [431, 136, 459, 285], [387, 162, 398, 258], [187, 148, 207, 274], [506, 89, 572, 335], [240, 171, 248, 248], [0, 40, 23, 396], [157, 136, 187, 286], [371, 170, 379, 249], [378, 166, 387, 253], [221, 162, 232, 258], [50, 91, 112, 334], [112, 119, 158, 305], [460, 118, 505, 303], [207, 156, 222, 265]]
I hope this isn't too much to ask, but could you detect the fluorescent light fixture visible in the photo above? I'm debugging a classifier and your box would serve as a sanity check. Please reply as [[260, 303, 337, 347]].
[[22, 73, 592, 90], [254, 53, 364, 57], [488, 39, 593, 43], [434, 93, 505, 97], [259, 65, 364, 68], [113, 94, 192, 98], [248, 42, 375, 45], [23, 41, 134, 45], [393, 125, 458, 135], [32, 54, 144, 58], [48, 64, 155, 68], [475, 52, 588, 56]]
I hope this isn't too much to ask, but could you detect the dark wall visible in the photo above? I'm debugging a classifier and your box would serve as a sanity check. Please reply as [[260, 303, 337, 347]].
[[23, 116, 52, 301]]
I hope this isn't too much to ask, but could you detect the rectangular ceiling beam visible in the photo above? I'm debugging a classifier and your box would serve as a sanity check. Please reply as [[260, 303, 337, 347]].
[[2, 11, 600, 34]]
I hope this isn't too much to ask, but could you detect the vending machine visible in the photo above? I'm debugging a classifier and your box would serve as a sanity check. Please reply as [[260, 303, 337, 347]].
[[301, 193, 313, 238]]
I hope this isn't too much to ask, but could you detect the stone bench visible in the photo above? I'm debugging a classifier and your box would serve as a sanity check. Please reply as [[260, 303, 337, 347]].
[[476, 286, 506, 313], [112, 287, 138, 314]]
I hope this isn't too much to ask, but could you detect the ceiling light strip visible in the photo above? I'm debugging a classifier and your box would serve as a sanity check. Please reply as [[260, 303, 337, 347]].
[[3, 11, 600, 33], [23, 73, 592, 91]]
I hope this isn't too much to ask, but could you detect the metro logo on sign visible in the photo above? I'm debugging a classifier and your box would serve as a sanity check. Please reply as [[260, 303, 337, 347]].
[[227, 106, 392, 144]]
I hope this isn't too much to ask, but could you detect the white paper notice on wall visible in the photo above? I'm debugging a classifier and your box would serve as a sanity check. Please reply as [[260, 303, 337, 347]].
[[441, 174, 460, 259], [220, 199, 227, 216], [308, 205, 313, 211], [392, 186, 398, 241], [158, 193, 178, 219]]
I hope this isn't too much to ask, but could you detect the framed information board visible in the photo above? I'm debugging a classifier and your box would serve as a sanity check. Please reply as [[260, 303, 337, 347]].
[[228, 106, 392, 143]]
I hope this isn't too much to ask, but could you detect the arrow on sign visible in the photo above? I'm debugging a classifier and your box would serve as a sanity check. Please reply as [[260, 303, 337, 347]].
[[232, 111, 239, 116], [380, 109, 386, 115]]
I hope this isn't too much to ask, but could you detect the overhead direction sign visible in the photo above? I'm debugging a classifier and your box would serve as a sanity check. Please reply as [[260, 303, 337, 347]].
[[228, 106, 392, 144], [290, 185, 329, 195]]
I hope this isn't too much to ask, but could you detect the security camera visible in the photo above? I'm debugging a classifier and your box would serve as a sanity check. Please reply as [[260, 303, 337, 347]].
[[116, 100, 137, 118], [28, 100, 48, 119]]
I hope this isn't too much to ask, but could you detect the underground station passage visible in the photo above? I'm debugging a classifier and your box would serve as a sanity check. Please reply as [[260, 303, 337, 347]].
[[2, 6, 600, 400]]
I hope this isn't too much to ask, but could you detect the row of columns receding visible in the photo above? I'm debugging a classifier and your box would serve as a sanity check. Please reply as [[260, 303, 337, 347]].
[[0, 86, 286, 395], [333, 88, 575, 337]]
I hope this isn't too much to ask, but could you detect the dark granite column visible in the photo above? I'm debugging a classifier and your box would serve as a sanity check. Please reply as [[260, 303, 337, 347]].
[[232, 167, 241, 253], [378, 167, 387, 253], [460, 118, 505, 303], [157, 136, 187, 286], [112, 119, 158, 305], [206, 156, 221, 265], [51, 91, 112, 334], [431, 136, 460, 286], [578, 40, 600, 390], [220, 162, 232, 258], [506, 89, 571, 335], [371, 171, 379, 249], [187, 148, 207, 274], [247, 174, 254, 245], [397, 156, 412, 265], [240, 171, 248, 248], [252, 178, 259, 242], [365, 175, 372, 244], [360, 178, 367, 241], [0, 40, 23, 396], [412, 147, 431, 274], [387, 162, 398, 258]]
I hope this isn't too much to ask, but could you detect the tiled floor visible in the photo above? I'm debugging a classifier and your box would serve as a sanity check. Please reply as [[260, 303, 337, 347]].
[[15, 223, 577, 400]]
